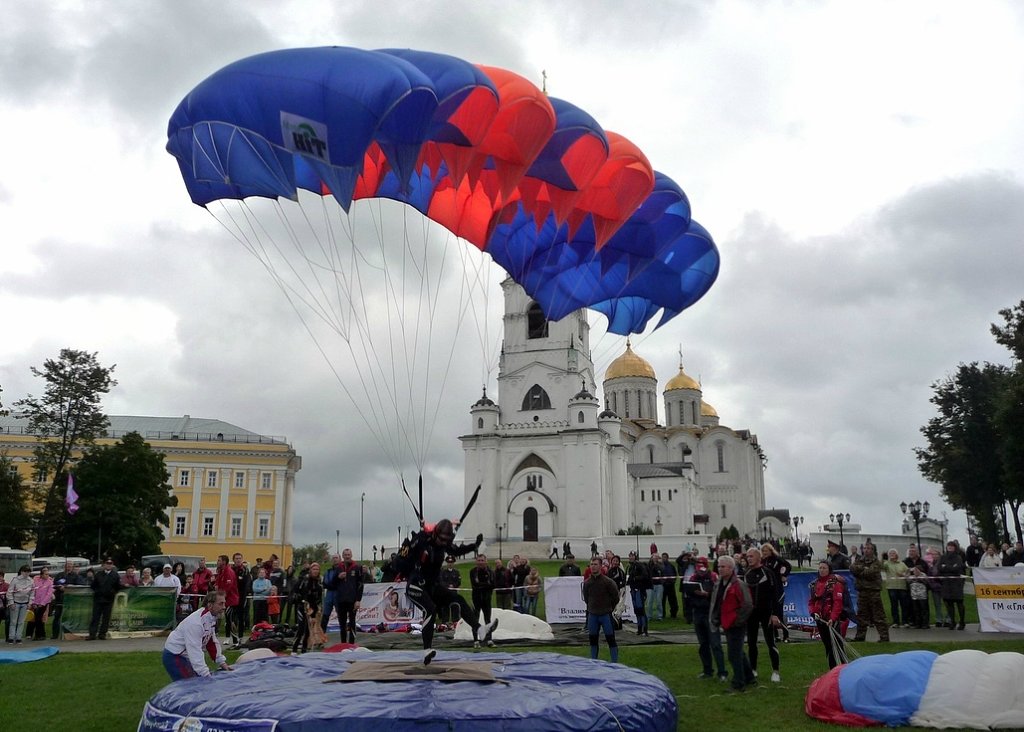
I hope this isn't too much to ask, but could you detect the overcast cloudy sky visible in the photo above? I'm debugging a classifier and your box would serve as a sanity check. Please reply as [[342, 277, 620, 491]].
[[2, 1, 1022, 553]]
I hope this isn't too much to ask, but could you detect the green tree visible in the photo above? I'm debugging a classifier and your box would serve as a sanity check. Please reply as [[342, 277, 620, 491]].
[[917, 362, 1010, 542], [61, 432, 174, 565], [0, 454, 34, 548], [917, 300, 1024, 544], [14, 349, 116, 554], [991, 301, 1024, 542], [292, 542, 332, 567]]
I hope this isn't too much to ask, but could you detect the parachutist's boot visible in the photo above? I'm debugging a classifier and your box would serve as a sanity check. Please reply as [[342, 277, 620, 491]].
[[478, 617, 499, 643], [423, 648, 437, 666]]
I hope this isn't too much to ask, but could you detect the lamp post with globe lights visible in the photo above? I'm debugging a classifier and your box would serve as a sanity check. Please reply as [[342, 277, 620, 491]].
[[900, 500, 930, 552], [829, 512, 851, 552]]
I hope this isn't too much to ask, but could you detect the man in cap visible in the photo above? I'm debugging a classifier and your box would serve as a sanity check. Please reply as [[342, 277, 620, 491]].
[[826, 540, 850, 571], [401, 519, 498, 663], [153, 563, 183, 597], [88, 557, 121, 640]]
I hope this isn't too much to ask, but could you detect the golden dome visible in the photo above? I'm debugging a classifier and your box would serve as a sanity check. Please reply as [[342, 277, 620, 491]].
[[605, 341, 655, 380], [665, 365, 700, 392], [701, 401, 718, 417]]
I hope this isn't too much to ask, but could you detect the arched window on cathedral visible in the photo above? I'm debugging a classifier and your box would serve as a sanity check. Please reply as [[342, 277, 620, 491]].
[[679, 401, 685, 425], [477, 417, 483, 429], [527, 302, 548, 339], [716, 442, 726, 472], [648, 445, 654, 463], [521, 384, 552, 411], [578, 410, 585, 424], [692, 401, 698, 425], [624, 391, 630, 418]]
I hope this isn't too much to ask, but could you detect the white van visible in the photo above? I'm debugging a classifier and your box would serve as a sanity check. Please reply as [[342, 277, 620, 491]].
[[32, 556, 91, 575]]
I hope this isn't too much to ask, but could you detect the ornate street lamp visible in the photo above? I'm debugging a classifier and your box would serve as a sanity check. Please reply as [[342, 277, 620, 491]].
[[829, 512, 851, 551], [900, 500, 930, 551]]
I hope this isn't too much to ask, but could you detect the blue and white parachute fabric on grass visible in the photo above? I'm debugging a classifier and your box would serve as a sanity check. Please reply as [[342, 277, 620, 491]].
[[805, 649, 1024, 728]]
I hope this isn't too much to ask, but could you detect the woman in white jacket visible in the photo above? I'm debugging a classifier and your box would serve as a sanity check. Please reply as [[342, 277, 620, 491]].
[[6, 565, 34, 643]]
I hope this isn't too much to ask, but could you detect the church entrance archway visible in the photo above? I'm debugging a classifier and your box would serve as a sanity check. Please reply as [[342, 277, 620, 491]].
[[523, 507, 538, 541]]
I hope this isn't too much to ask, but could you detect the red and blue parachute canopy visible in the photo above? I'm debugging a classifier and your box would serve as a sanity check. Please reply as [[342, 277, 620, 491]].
[[166, 47, 719, 334]]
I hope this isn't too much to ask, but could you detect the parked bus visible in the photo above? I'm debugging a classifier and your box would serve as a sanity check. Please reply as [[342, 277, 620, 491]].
[[0, 546, 33, 583]]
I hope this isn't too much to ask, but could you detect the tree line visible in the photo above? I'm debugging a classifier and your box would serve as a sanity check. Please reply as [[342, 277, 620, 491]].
[[0, 348, 176, 564], [917, 300, 1024, 544]]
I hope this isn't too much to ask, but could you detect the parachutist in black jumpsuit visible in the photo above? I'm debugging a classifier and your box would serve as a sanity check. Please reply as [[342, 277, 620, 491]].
[[404, 520, 495, 652]]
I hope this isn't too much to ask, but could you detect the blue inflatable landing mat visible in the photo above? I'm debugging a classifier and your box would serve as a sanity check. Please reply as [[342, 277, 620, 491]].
[[0, 645, 59, 664], [140, 650, 677, 731]]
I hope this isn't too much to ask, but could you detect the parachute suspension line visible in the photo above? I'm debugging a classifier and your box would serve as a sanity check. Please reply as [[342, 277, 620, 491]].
[[316, 195, 413, 471], [343, 198, 419, 473], [241, 199, 346, 338], [457, 238, 501, 389], [203, 204, 407, 479], [416, 220, 473, 464]]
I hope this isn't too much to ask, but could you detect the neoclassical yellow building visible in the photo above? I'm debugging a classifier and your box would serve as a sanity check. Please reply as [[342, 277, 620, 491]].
[[0, 414, 300, 565]]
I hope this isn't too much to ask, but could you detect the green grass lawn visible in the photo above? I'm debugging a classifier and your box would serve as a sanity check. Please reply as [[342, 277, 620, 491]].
[[4, 640, 1023, 731]]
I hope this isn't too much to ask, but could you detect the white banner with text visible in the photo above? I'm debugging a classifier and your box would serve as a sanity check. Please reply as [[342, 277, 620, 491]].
[[543, 576, 636, 624], [973, 567, 1024, 632]]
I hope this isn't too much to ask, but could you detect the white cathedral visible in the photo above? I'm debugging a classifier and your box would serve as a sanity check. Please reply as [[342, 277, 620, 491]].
[[461, 280, 767, 547]]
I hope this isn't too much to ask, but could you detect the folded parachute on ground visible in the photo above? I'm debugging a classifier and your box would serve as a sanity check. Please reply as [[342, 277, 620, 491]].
[[805, 649, 1024, 728], [166, 46, 718, 334]]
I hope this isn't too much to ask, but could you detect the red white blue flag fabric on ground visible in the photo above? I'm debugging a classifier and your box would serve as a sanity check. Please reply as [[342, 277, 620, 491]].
[[806, 649, 1024, 728], [65, 474, 79, 515]]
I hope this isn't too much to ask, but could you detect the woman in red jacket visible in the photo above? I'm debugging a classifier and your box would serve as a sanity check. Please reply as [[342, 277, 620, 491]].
[[808, 560, 848, 668]]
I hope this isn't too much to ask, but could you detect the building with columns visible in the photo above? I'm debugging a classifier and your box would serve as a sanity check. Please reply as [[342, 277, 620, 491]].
[[460, 281, 767, 547], [1, 414, 301, 564]]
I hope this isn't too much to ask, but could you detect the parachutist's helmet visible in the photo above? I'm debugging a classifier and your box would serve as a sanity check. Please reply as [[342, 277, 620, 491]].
[[433, 519, 455, 546]]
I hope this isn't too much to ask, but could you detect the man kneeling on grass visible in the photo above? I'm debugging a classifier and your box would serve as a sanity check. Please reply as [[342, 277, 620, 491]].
[[163, 590, 232, 680]]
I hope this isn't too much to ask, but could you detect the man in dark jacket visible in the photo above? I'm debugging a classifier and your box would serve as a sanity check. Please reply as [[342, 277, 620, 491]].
[[493, 559, 513, 610], [439, 555, 461, 623], [744, 547, 783, 682], [559, 554, 582, 577], [583, 557, 620, 662], [231, 553, 252, 645], [88, 557, 121, 640], [469, 554, 496, 648], [660, 552, 679, 619], [691, 556, 727, 680], [327, 548, 364, 643]]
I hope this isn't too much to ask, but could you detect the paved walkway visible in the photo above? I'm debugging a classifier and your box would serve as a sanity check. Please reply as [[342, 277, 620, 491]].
[[14, 622, 1024, 655]]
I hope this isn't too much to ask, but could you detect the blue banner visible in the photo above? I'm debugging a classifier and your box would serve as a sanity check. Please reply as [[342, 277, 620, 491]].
[[782, 571, 858, 629]]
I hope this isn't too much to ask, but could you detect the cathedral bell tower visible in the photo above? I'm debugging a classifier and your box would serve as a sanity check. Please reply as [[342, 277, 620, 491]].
[[497, 278, 595, 424]]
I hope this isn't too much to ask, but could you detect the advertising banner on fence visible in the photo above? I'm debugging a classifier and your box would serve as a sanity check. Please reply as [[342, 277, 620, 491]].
[[543, 576, 636, 624], [62, 586, 176, 637], [973, 566, 1024, 632], [352, 581, 424, 631], [782, 570, 859, 630]]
